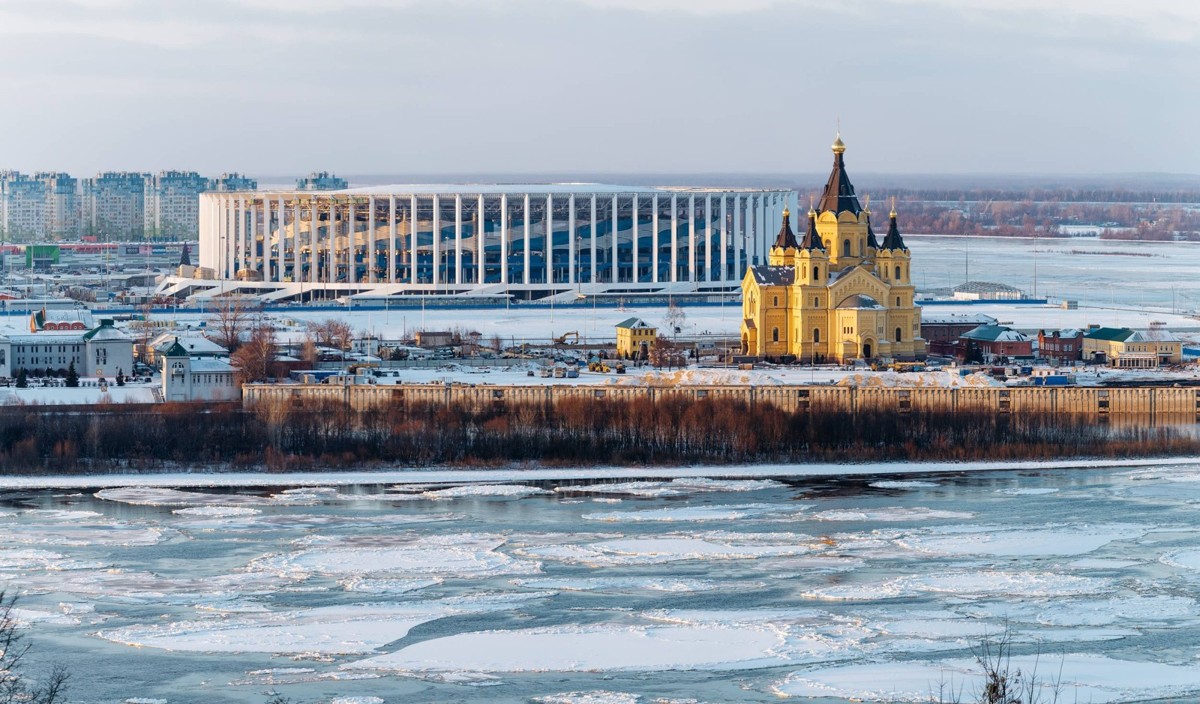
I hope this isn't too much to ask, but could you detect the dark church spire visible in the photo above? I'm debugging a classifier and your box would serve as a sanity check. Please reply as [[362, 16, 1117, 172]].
[[179, 243, 192, 267], [864, 195, 880, 249], [881, 199, 908, 251], [772, 207, 798, 249], [816, 133, 862, 216], [799, 203, 825, 251]]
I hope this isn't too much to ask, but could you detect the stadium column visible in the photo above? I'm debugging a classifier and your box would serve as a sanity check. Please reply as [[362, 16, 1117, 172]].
[[589, 194, 597, 286], [432, 195, 440, 287], [651, 195, 659, 284], [499, 193, 509, 285], [688, 195, 696, 283], [455, 194, 464, 285], [568, 194, 576, 286], [261, 198, 271, 281], [367, 197, 376, 284], [291, 200, 301, 285], [410, 196, 418, 286], [477, 194, 485, 286], [235, 197, 245, 276], [276, 197, 285, 283], [387, 196, 397, 284], [732, 194, 741, 280], [523, 194, 531, 286], [631, 194, 638, 286], [348, 201, 356, 285], [610, 194, 618, 285], [670, 194, 678, 283], [249, 202, 257, 277], [223, 197, 233, 279], [328, 201, 337, 284], [310, 200, 318, 286], [546, 194, 554, 286], [705, 194, 713, 282], [720, 194, 728, 283]]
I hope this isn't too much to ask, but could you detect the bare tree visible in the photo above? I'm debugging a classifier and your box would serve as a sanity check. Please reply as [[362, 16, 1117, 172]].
[[207, 297, 253, 353], [231, 322, 279, 385], [307, 319, 354, 352], [0, 591, 69, 704]]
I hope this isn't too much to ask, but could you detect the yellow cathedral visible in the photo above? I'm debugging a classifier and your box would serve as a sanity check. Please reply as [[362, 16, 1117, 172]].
[[741, 136, 926, 362]]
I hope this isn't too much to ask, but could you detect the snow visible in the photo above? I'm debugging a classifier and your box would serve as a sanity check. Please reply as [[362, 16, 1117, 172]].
[[533, 693, 641, 704], [171, 506, 261, 517], [338, 577, 442, 595], [2, 456, 1197, 490], [518, 534, 811, 567], [0, 386, 158, 406], [510, 577, 734, 594], [330, 698, 384, 704], [345, 622, 787, 673], [869, 480, 941, 489], [997, 487, 1060, 495], [556, 478, 784, 497], [772, 654, 1200, 703], [801, 571, 1111, 601]]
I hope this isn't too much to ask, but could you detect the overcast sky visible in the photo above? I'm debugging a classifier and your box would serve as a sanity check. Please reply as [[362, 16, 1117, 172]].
[[0, 0, 1196, 177]]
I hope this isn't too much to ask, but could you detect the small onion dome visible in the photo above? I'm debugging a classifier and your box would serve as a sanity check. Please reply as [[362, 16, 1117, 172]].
[[832, 134, 846, 154]]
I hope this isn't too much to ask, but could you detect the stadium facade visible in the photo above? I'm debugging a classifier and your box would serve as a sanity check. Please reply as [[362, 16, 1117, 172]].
[[159, 184, 797, 302]]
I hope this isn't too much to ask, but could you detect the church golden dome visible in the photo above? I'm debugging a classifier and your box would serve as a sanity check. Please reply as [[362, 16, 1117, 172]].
[[832, 133, 846, 154]]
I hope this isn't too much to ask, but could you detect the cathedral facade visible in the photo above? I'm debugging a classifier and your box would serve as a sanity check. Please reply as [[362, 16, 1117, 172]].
[[740, 137, 925, 363]]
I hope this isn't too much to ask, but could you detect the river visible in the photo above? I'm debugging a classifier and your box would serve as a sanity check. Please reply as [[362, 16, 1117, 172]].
[[5, 462, 1200, 703]]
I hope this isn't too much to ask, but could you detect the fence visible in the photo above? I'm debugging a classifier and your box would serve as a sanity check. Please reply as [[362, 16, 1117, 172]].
[[243, 383, 1200, 423]]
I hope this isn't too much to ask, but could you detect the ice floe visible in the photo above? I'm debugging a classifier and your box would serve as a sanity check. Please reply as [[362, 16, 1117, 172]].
[[582, 503, 798, 522], [809, 507, 973, 522], [997, 487, 1060, 496], [338, 577, 442, 594], [533, 693, 641, 704], [420, 484, 551, 499], [98, 595, 541, 655], [1161, 548, 1200, 571], [511, 577, 738, 594], [345, 622, 787, 673], [518, 533, 813, 567], [171, 506, 261, 517], [802, 570, 1112, 601], [248, 533, 540, 579], [555, 478, 783, 497], [897, 524, 1144, 557], [329, 698, 384, 704], [772, 654, 1200, 703], [869, 480, 940, 489]]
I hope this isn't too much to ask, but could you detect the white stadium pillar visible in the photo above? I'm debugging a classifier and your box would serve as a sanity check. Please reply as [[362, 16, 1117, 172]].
[[610, 194, 618, 284], [348, 201, 357, 285], [328, 201, 337, 284], [523, 194, 531, 286], [432, 195, 440, 287], [670, 194, 678, 283], [500, 193, 509, 285], [546, 194, 554, 286], [705, 194, 713, 282], [388, 196, 397, 284], [631, 193, 639, 285], [651, 194, 659, 284], [367, 197, 376, 284], [455, 194, 464, 285], [476, 194, 485, 285], [568, 194, 576, 286], [589, 194, 597, 286], [688, 195, 696, 282], [410, 195, 418, 285], [720, 194, 728, 283]]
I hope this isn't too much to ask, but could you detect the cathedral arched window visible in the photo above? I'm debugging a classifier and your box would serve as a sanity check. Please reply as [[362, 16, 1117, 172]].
[[772, 327, 779, 343], [773, 296, 778, 307], [896, 296, 901, 306], [843, 239, 851, 256], [896, 327, 903, 342], [894, 265, 901, 280], [813, 328, 820, 343], [813, 297, 819, 307]]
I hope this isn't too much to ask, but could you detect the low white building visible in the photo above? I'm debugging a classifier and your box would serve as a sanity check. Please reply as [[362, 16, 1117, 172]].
[[160, 338, 240, 402], [145, 332, 228, 365], [0, 319, 134, 379]]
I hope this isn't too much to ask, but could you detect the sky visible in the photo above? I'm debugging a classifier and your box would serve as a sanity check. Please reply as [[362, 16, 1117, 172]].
[[0, 0, 1196, 178]]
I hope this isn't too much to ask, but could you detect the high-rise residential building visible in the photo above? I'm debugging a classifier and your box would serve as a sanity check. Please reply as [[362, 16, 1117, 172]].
[[144, 171, 208, 240], [210, 173, 258, 192], [296, 171, 348, 191], [37, 172, 80, 239], [82, 171, 147, 241], [0, 171, 48, 241]]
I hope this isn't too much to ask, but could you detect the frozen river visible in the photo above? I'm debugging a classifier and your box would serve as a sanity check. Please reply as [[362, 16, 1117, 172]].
[[8, 462, 1200, 703]]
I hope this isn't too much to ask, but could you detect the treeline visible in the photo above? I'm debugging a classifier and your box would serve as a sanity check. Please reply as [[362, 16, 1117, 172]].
[[0, 398, 1195, 474], [885, 187, 1200, 204], [890, 200, 1200, 240]]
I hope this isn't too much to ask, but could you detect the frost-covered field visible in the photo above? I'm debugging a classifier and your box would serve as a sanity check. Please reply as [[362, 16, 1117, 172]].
[[6, 461, 1200, 702]]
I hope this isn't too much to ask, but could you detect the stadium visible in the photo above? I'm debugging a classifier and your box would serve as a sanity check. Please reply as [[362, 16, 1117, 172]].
[[158, 184, 796, 302]]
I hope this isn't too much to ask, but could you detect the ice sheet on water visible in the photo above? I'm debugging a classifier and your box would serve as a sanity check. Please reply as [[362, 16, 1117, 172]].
[[555, 478, 783, 497], [1032, 595, 1200, 627], [421, 484, 551, 499], [172, 506, 261, 517], [772, 654, 1200, 703], [802, 570, 1112, 601], [510, 577, 740, 594], [1161, 549, 1200, 570], [248, 533, 540, 579], [997, 487, 1060, 496], [517, 533, 813, 567], [533, 693, 641, 704], [98, 595, 541, 655], [96, 487, 267, 507], [329, 698, 384, 704], [808, 507, 973, 522], [582, 503, 800, 523], [18, 567, 294, 602], [344, 622, 788, 673], [339, 577, 442, 594], [1067, 558, 1141, 569], [897, 524, 1144, 557], [869, 480, 940, 489], [174, 511, 458, 533]]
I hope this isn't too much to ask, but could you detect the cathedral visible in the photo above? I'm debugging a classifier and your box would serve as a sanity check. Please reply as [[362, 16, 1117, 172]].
[[740, 136, 926, 362]]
